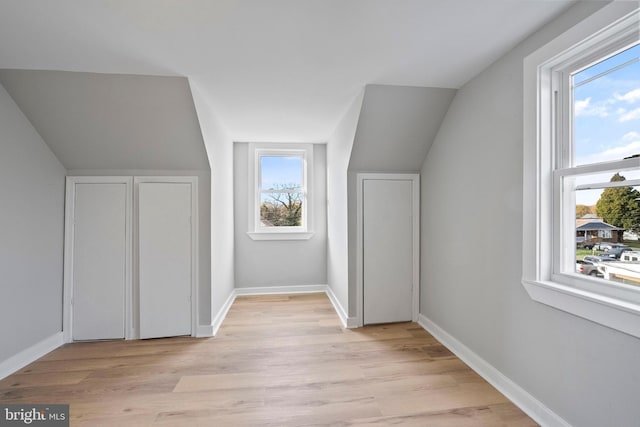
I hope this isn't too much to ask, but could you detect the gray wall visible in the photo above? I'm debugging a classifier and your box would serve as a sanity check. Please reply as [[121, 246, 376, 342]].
[[0, 70, 216, 331], [0, 70, 209, 170], [346, 84, 456, 315], [0, 83, 66, 363], [348, 84, 456, 172], [327, 92, 364, 314], [68, 169, 211, 326], [419, 2, 640, 426], [234, 142, 327, 287], [189, 82, 236, 322]]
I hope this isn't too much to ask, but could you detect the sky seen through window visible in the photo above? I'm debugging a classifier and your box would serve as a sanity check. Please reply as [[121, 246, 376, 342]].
[[574, 42, 640, 205]]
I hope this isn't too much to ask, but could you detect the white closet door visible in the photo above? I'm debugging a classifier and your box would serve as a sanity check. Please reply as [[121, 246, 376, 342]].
[[138, 182, 192, 339], [73, 183, 127, 340], [363, 179, 414, 325]]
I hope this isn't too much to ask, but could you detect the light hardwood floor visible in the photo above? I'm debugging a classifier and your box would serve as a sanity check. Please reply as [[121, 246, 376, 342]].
[[0, 293, 537, 426]]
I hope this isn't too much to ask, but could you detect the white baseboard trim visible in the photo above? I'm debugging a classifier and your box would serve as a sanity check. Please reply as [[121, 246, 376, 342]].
[[0, 332, 64, 380], [325, 285, 347, 328], [417, 314, 570, 427], [345, 316, 359, 328], [234, 284, 328, 296], [211, 290, 237, 337], [325, 286, 358, 328], [195, 324, 214, 338]]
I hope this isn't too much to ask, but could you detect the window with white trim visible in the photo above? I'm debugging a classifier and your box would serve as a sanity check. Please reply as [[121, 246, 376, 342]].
[[523, 5, 640, 338], [247, 143, 314, 241], [558, 41, 640, 281]]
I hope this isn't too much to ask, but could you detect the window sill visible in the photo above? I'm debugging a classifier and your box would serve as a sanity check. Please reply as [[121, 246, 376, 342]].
[[247, 231, 314, 241], [522, 279, 640, 339]]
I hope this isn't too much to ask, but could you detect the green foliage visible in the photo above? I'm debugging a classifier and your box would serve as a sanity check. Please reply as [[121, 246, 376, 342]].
[[595, 173, 640, 232], [576, 204, 594, 218]]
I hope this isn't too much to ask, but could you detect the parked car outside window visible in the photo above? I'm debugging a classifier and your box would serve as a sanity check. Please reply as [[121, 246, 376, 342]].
[[576, 259, 602, 277], [577, 240, 595, 249], [593, 242, 613, 251], [601, 247, 632, 259], [592, 242, 629, 252]]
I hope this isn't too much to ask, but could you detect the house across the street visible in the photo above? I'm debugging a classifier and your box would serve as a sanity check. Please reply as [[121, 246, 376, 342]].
[[576, 214, 624, 244]]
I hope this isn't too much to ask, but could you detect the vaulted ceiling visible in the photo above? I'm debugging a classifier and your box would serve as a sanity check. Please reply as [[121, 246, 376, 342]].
[[0, 0, 576, 144], [0, 70, 208, 170], [349, 85, 457, 172]]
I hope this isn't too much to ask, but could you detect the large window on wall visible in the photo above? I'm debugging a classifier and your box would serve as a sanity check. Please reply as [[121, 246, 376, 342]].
[[247, 143, 314, 240], [563, 42, 640, 282], [523, 4, 640, 338]]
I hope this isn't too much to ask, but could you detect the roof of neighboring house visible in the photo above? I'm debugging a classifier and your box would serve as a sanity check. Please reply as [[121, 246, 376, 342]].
[[576, 221, 623, 231]]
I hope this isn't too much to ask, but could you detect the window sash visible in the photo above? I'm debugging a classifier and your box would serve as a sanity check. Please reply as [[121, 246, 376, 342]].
[[253, 147, 310, 232], [552, 47, 640, 288], [575, 178, 640, 191], [554, 157, 640, 178]]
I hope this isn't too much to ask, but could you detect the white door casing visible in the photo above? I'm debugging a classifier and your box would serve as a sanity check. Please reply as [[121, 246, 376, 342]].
[[357, 173, 420, 326]]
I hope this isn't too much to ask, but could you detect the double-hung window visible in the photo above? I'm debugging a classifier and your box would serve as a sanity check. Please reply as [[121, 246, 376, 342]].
[[247, 143, 314, 240], [523, 4, 640, 338]]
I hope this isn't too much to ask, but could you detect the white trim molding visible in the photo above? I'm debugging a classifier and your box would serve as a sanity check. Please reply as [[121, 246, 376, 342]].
[[234, 284, 328, 296], [196, 291, 235, 338], [0, 333, 64, 380], [417, 315, 571, 427], [247, 231, 314, 241], [325, 286, 358, 329], [210, 290, 237, 337], [195, 325, 214, 338]]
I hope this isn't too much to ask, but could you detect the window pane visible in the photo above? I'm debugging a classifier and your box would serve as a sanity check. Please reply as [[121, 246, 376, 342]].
[[260, 156, 303, 190], [260, 192, 303, 227], [573, 43, 640, 166], [574, 172, 640, 288]]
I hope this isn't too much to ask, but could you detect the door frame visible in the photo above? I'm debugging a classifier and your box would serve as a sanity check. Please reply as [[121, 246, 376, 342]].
[[133, 176, 199, 339], [356, 173, 420, 327], [63, 176, 133, 343]]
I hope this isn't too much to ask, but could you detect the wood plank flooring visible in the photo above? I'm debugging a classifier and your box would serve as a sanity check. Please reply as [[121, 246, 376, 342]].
[[0, 293, 537, 426]]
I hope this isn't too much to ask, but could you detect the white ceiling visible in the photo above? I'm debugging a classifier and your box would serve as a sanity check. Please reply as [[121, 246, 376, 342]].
[[0, 0, 576, 142]]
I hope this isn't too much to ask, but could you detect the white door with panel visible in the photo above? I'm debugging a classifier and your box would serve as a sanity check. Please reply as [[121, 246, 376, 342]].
[[361, 176, 418, 325], [71, 181, 128, 341], [138, 181, 193, 339]]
